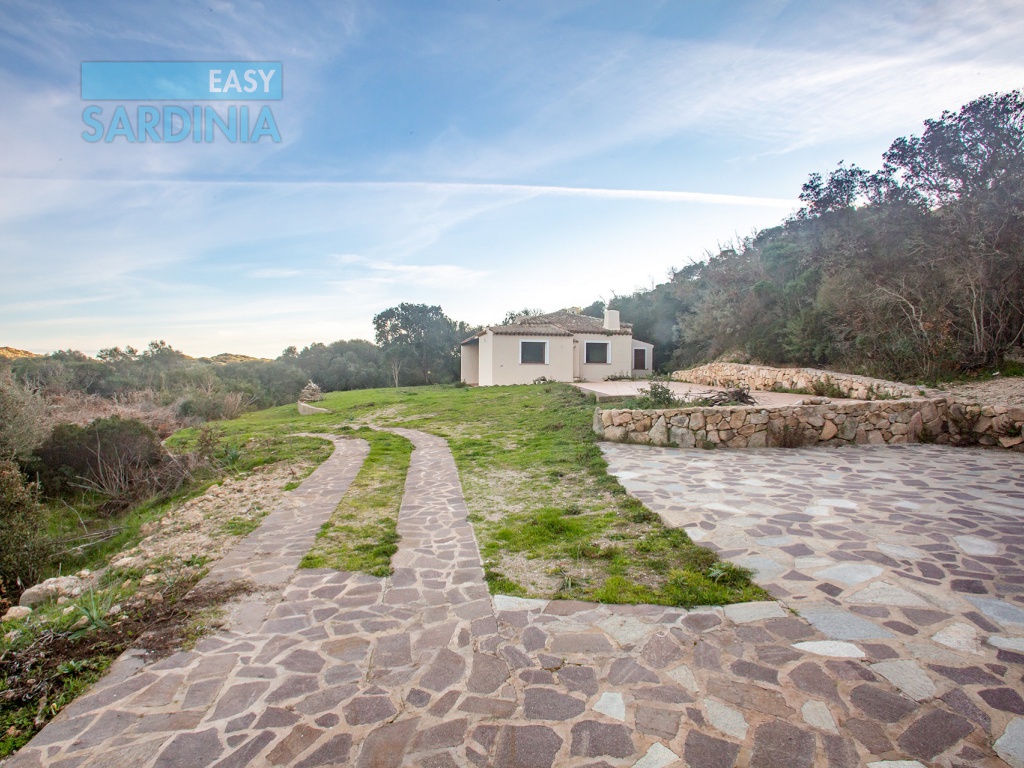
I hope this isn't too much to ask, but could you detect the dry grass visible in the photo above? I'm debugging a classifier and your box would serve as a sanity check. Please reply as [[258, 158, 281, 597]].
[[41, 390, 191, 439]]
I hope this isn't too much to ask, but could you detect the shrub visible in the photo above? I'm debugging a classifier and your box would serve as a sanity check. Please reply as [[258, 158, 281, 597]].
[[34, 416, 164, 499], [0, 374, 45, 460], [0, 460, 52, 601]]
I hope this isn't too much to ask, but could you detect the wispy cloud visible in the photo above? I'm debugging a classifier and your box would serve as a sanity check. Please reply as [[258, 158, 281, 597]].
[[251, 268, 304, 279]]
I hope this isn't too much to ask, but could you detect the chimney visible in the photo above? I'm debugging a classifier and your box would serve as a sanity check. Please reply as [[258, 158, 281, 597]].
[[603, 309, 620, 331]]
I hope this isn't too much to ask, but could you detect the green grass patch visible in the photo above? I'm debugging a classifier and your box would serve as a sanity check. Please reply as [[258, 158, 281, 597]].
[[300, 428, 412, 578], [185, 384, 768, 607]]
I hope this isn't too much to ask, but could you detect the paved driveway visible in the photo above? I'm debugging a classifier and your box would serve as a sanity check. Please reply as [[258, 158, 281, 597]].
[[10, 436, 1024, 768], [604, 442, 1024, 766]]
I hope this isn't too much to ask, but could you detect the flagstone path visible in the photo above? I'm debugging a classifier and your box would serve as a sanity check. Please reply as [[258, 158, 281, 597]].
[[7, 433, 1023, 767], [604, 442, 1024, 768]]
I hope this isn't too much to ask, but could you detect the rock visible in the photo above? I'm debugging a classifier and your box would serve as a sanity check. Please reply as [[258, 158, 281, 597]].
[[996, 718, 1024, 768], [820, 420, 838, 440], [604, 426, 627, 442], [19, 575, 84, 607], [3, 606, 32, 621], [649, 416, 669, 446]]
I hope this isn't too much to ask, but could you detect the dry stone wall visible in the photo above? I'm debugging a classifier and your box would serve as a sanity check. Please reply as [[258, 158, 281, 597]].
[[672, 363, 919, 400], [594, 399, 1024, 451]]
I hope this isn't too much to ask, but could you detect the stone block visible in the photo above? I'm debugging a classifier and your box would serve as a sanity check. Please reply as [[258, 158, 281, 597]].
[[604, 426, 626, 442], [820, 420, 838, 440], [649, 417, 669, 446], [670, 428, 696, 448]]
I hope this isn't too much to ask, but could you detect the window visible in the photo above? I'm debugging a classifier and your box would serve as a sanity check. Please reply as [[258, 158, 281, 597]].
[[633, 348, 647, 369], [585, 341, 610, 364], [520, 340, 548, 364]]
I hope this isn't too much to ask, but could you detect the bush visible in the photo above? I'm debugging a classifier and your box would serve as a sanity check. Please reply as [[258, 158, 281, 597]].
[[0, 374, 45, 461], [34, 416, 163, 499], [0, 461, 52, 602], [175, 391, 254, 422]]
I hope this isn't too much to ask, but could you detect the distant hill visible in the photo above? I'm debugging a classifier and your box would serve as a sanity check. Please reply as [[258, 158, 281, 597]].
[[0, 346, 39, 360], [200, 353, 272, 365]]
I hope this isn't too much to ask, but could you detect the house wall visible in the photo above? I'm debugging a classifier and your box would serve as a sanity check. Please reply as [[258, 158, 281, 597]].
[[461, 341, 480, 385], [631, 341, 653, 372], [575, 333, 634, 382], [487, 334, 574, 385], [478, 333, 495, 386]]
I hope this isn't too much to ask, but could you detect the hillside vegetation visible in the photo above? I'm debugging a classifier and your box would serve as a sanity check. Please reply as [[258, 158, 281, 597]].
[[595, 90, 1024, 382]]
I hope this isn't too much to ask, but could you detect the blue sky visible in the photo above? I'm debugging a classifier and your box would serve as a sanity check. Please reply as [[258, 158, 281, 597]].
[[2, 0, 1022, 358]]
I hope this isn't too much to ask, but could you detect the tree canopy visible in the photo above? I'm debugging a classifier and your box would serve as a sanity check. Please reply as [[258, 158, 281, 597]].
[[586, 89, 1024, 381]]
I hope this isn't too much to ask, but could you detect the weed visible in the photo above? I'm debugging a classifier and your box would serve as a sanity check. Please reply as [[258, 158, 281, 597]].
[[770, 385, 812, 395], [70, 588, 114, 638], [768, 423, 815, 448], [484, 569, 528, 597], [811, 378, 849, 399], [221, 517, 260, 537]]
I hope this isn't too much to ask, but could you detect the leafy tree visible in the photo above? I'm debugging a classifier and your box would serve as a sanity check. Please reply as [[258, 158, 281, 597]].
[[613, 88, 1024, 380], [0, 373, 45, 461], [373, 303, 465, 385], [501, 308, 544, 325]]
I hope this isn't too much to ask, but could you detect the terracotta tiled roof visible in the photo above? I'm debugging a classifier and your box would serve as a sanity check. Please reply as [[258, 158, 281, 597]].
[[460, 311, 633, 345], [490, 323, 572, 336], [512, 311, 630, 335]]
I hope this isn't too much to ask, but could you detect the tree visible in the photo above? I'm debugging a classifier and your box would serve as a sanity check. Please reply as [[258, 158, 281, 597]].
[[373, 304, 464, 385], [501, 308, 544, 325], [0, 373, 45, 461]]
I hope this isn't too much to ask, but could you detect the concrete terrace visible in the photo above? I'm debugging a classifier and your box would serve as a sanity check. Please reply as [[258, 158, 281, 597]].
[[5, 429, 1024, 767]]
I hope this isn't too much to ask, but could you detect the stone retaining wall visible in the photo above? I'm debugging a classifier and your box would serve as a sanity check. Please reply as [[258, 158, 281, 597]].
[[594, 399, 1024, 451], [672, 363, 918, 400]]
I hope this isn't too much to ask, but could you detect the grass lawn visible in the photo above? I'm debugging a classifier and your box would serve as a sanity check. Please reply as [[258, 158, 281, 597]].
[[171, 382, 768, 607]]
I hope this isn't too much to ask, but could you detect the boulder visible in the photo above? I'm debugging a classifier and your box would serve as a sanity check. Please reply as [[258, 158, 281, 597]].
[[649, 417, 669, 446], [19, 575, 84, 607]]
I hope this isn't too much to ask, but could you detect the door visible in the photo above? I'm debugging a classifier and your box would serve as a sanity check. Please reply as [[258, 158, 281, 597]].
[[633, 348, 646, 370]]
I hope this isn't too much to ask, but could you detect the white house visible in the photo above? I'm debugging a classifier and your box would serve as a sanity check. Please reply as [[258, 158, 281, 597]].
[[460, 309, 653, 386]]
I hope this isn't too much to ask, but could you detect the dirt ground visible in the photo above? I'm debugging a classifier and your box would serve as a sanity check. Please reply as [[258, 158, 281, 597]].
[[936, 375, 1024, 406]]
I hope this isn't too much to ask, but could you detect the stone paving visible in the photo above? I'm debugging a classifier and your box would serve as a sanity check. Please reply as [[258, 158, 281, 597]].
[[7, 432, 1024, 767], [604, 442, 1024, 767]]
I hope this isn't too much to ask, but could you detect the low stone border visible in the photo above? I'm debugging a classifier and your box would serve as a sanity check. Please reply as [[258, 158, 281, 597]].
[[672, 362, 919, 400], [594, 398, 1024, 450], [297, 400, 330, 415]]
